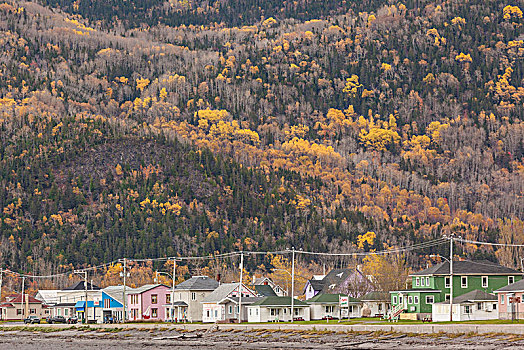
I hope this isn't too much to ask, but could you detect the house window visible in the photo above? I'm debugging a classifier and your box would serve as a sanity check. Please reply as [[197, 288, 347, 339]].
[[426, 296, 434, 304], [191, 292, 196, 301], [477, 303, 482, 310], [294, 308, 300, 316], [30, 309, 36, 314], [393, 296, 397, 304], [151, 308, 158, 318], [104, 299, 111, 308], [378, 303, 382, 311], [408, 296, 413, 304], [482, 276, 488, 288], [64, 309, 68, 316], [509, 276, 515, 285], [426, 277, 430, 287], [256, 309, 259, 316], [445, 277, 450, 288], [415, 277, 420, 286], [166, 294, 171, 303], [207, 310, 210, 318], [414, 296, 419, 304], [461, 276, 468, 288], [501, 295, 505, 305], [151, 294, 158, 304], [229, 305, 233, 314], [420, 278, 425, 287], [399, 296, 403, 305], [464, 305, 471, 314], [17, 309, 23, 315], [214, 310, 218, 318], [325, 306, 334, 313], [270, 308, 279, 316], [57, 309, 61, 316], [249, 309, 252, 316], [493, 303, 497, 310], [445, 294, 450, 302]]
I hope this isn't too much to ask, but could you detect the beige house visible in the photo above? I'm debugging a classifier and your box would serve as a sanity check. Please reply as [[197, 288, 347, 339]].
[[169, 276, 219, 322], [0, 294, 50, 321]]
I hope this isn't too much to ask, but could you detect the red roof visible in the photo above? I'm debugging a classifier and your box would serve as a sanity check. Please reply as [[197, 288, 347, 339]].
[[4, 293, 43, 304]]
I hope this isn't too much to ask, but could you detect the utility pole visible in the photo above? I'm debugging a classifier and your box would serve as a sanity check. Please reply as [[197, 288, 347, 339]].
[[238, 252, 244, 323], [123, 258, 127, 322], [449, 235, 454, 322], [171, 258, 176, 322], [74, 269, 88, 323], [21, 276, 25, 321], [291, 247, 295, 323]]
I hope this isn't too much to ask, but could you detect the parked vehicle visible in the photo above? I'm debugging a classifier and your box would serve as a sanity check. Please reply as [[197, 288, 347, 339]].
[[24, 316, 41, 324], [67, 316, 79, 324], [47, 316, 66, 324]]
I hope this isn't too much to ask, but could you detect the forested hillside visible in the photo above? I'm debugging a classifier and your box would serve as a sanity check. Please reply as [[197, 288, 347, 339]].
[[0, 0, 523, 275]]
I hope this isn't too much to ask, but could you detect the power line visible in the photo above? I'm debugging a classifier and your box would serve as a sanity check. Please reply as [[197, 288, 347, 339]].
[[457, 237, 524, 248], [2, 239, 449, 279]]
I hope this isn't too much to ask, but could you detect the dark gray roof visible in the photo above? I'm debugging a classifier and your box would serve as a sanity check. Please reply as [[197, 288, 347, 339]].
[[308, 279, 325, 291], [495, 279, 524, 293], [174, 276, 219, 291], [411, 260, 522, 276], [360, 291, 389, 301], [320, 268, 355, 293], [436, 290, 497, 304], [64, 281, 101, 290], [255, 285, 277, 297]]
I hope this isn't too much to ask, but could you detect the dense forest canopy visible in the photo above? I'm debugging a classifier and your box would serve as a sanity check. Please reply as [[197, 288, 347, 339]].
[[0, 0, 523, 279]]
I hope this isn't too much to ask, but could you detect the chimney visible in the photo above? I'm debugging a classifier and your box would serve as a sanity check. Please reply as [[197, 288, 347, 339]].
[[253, 275, 256, 285], [216, 273, 221, 284]]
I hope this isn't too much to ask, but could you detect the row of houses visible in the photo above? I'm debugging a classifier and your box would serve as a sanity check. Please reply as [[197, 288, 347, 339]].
[[3, 259, 524, 323], [0, 269, 386, 323]]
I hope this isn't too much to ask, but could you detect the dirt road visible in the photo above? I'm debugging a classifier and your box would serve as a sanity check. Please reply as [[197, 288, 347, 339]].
[[1, 327, 524, 349]]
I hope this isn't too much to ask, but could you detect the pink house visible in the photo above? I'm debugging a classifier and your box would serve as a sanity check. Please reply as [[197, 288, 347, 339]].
[[495, 279, 524, 320], [127, 284, 170, 321]]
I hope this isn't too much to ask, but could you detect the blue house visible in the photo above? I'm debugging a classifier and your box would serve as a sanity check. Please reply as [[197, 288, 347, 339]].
[[74, 286, 125, 323]]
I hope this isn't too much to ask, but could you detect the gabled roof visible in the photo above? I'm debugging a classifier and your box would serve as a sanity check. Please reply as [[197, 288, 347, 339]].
[[308, 279, 325, 291], [307, 293, 360, 304], [128, 284, 167, 294], [360, 291, 390, 302], [253, 277, 274, 285], [3, 294, 43, 304], [202, 283, 254, 303], [249, 296, 309, 307], [174, 276, 219, 291], [495, 279, 524, 293], [63, 281, 101, 290], [102, 285, 131, 303], [436, 290, 497, 304], [320, 268, 359, 293], [255, 285, 277, 297], [411, 260, 521, 276], [35, 290, 58, 304]]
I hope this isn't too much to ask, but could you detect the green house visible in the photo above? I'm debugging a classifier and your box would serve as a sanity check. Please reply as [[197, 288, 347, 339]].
[[390, 260, 522, 319]]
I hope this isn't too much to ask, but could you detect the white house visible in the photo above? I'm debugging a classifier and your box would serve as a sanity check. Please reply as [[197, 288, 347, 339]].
[[432, 290, 498, 322], [246, 296, 310, 322], [307, 293, 361, 320], [201, 283, 257, 323], [360, 291, 390, 317]]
